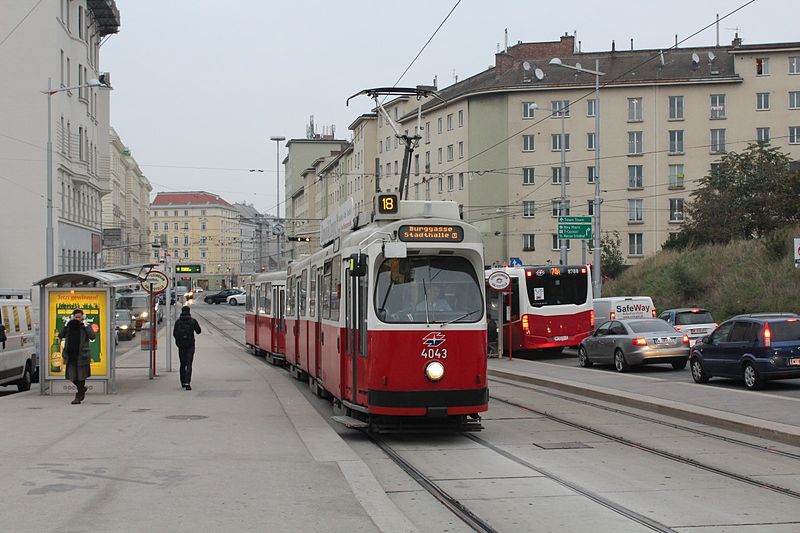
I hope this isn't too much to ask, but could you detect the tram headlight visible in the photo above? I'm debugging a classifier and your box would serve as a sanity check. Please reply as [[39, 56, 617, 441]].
[[425, 361, 445, 382]]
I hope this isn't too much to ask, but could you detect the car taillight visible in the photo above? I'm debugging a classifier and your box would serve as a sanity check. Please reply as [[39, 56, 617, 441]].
[[610, 311, 616, 320], [522, 315, 530, 334], [590, 310, 595, 328], [674, 325, 682, 331], [632, 337, 647, 346], [682, 335, 689, 344], [763, 323, 771, 348], [652, 309, 657, 317]]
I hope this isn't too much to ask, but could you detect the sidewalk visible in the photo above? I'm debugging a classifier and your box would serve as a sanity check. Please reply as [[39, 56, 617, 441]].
[[488, 357, 800, 445], [0, 325, 416, 532]]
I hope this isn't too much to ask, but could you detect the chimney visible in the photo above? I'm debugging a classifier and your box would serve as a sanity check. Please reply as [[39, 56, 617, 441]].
[[732, 33, 742, 48], [630, 38, 634, 50], [611, 40, 616, 52]]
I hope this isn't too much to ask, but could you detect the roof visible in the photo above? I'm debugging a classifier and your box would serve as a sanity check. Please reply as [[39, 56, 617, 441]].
[[731, 41, 800, 53], [348, 113, 377, 130], [34, 270, 141, 288], [233, 203, 261, 219], [151, 191, 232, 208]]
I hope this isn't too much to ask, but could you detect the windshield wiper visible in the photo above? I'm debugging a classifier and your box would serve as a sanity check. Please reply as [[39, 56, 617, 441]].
[[440, 309, 480, 327], [422, 279, 430, 325]]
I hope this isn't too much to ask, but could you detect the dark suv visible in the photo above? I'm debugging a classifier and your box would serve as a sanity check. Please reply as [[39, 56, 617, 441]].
[[204, 289, 242, 304], [689, 314, 800, 390]]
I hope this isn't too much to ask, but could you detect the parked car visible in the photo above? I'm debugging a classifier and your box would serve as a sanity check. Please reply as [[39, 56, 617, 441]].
[[579, 318, 690, 372], [114, 309, 136, 341], [117, 292, 164, 329], [689, 314, 800, 390], [204, 289, 243, 304], [0, 296, 36, 392], [659, 308, 717, 345], [227, 292, 246, 306], [593, 296, 656, 322]]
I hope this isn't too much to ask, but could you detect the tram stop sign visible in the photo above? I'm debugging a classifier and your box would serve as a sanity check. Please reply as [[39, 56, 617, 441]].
[[140, 271, 169, 294], [487, 270, 511, 292]]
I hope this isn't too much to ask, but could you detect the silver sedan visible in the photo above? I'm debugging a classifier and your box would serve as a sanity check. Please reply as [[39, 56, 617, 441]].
[[579, 318, 690, 372]]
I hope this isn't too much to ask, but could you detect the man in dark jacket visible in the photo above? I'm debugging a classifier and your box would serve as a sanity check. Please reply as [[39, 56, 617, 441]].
[[58, 309, 96, 404], [173, 306, 201, 390]]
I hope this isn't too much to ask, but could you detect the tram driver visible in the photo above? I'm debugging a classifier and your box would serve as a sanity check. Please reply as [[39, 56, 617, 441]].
[[416, 284, 452, 312]]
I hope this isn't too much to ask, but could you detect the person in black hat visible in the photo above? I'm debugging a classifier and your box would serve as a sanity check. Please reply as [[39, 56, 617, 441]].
[[172, 306, 201, 390], [58, 309, 95, 404]]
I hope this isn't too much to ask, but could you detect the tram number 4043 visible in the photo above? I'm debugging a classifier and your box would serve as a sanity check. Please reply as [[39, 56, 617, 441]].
[[421, 348, 448, 359]]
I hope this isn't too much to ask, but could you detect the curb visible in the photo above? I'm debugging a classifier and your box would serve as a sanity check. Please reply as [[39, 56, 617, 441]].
[[488, 368, 800, 447]]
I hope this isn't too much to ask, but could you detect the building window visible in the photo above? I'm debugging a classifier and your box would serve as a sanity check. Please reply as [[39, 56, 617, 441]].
[[522, 102, 536, 119], [628, 199, 643, 223], [154, 222, 159, 231], [628, 165, 643, 189], [629, 233, 643, 256], [756, 57, 769, 75], [425, 151, 430, 172], [154, 250, 160, 260], [379, 140, 382, 153], [446, 113, 453, 130], [437, 117, 443, 134], [201, 209, 206, 216], [523, 201, 535, 217], [669, 199, 685, 222], [790, 56, 800, 74], [458, 173, 464, 190], [668, 96, 684, 120], [184, 236, 189, 246], [184, 249, 189, 259], [790, 91, 800, 109], [587, 98, 596, 117], [710, 94, 726, 119], [201, 250, 207, 259], [552, 235, 571, 250], [668, 130, 684, 154], [458, 110, 464, 127], [586, 132, 596, 150], [446, 144, 454, 161], [669, 164, 685, 189], [522, 167, 535, 185], [414, 183, 420, 200], [627, 97, 643, 121], [551, 133, 570, 151], [394, 161, 398, 175], [522, 134, 535, 152], [414, 154, 419, 175], [711, 128, 726, 153], [551, 167, 570, 184], [789, 126, 800, 144], [523, 234, 535, 251], [425, 121, 430, 143], [386, 163, 391, 176], [458, 141, 464, 158], [447, 174, 454, 191], [587, 166, 596, 183], [628, 131, 643, 155], [756, 92, 770, 111], [201, 222, 207, 231], [173, 222, 178, 230], [587, 200, 595, 216], [437, 148, 442, 164], [551, 100, 570, 117], [200, 236, 207, 245], [552, 200, 570, 217], [183, 222, 189, 230], [173, 236, 179, 245], [437, 177, 443, 193], [757, 127, 770, 143]]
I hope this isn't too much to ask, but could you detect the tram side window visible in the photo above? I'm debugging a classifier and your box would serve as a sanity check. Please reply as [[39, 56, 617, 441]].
[[246, 285, 254, 312], [309, 270, 317, 318], [330, 256, 341, 321], [286, 276, 296, 317], [322, 262, 332, 319], [1, 306, 11, 334], [299, 269, 308, 317]]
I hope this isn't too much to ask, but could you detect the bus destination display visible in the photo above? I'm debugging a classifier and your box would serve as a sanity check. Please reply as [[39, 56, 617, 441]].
[[398, 225, 464, 242]]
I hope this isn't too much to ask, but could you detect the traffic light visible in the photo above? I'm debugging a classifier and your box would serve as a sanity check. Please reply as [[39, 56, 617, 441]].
[[287, 236, 311, 242]]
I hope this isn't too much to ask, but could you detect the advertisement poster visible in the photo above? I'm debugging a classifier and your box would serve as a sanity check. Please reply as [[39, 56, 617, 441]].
[[45, 289, 109, 380]]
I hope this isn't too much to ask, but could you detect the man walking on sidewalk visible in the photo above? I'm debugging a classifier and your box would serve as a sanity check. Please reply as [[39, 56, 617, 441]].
[[173, 306, 201, 390]]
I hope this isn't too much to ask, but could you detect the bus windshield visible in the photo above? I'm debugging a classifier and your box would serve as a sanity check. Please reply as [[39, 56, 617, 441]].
[[375, 256, 483, 324], [525, 267, 588, 307]]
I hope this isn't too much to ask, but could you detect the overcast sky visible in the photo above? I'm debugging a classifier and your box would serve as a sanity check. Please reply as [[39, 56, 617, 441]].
[[103, 0, 796, 214]]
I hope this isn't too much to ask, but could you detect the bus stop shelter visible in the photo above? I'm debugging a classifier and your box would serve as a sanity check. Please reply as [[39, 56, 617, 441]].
[[34, 270, 143, 395]]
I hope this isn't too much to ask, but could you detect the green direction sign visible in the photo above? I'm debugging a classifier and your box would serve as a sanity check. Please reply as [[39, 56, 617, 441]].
[[558, 216, 593, 240]]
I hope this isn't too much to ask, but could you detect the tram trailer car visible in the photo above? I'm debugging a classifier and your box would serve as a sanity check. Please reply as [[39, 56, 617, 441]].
[[245, 272, 287, 366], [247, 196, 488, 431]]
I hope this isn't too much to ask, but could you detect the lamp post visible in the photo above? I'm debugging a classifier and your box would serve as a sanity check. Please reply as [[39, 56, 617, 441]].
[[530, 103, 568, 265], [549, 58, 605, 295], [42, 77, 111, 276], [269, 136, 285, 270]]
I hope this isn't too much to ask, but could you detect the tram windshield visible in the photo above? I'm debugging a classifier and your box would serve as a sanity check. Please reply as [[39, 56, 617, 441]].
[[375, 256, 483, 324]]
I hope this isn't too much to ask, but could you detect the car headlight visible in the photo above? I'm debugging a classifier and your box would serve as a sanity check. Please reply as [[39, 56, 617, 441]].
[[119, 325, 128, 330], [140, 311, 148, 318], [425, 361, 445, 382]]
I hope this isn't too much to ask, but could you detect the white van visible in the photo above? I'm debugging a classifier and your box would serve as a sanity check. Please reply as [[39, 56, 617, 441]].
[[593, 296, 656, 322], [0, 295, 36, 392]]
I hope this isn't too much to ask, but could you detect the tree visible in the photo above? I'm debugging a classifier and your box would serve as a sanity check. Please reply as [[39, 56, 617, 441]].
[[601, 231, 626, 279], [676, 143, 800, 247]]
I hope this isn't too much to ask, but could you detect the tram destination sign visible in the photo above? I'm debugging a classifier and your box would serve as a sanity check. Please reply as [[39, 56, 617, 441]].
[[558, 216, 593, 240], [398, 225, 464, 242]]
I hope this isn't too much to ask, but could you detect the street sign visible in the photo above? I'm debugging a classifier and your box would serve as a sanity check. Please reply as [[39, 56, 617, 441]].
[[487, 270, 511, 291], [140, 271, 169, 294], [794, 238, 800, 269], [509, 257, 523, 267], [558, 216, 593, 240]]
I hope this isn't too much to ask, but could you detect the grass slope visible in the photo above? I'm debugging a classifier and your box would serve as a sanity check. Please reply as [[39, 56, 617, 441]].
[[603, 229, 800, 322]]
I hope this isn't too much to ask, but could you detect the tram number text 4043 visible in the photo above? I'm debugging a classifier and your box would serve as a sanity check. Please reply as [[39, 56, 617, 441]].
[[421, 348, 448, 359]]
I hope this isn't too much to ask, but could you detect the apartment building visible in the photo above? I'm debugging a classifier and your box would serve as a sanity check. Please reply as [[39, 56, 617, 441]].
[[150, 192, 240, 290], [102, 128, 152, 267], [0, 0, 119, 286], [372, 35, 800, 266]]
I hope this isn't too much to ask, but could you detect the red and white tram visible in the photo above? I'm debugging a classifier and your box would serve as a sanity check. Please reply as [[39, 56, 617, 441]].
[[245, 272, 287, 366], [246, 195, 488, 430], [486, 265, 594, 354]]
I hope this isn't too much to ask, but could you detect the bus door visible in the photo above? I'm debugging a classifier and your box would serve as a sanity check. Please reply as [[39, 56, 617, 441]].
[[503, 277, 520, 350]]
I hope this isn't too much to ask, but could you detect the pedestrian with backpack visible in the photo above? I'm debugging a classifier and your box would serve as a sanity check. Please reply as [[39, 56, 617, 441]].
[[173, 306, 201, 390]]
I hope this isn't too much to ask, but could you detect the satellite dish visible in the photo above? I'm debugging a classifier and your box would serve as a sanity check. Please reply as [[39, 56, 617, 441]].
[[708, 51, 716, 62], [522, 61, 531, 71], [534, 68, 545, 80], [692, 52, 700, 63], [575, 63, 582, 70]]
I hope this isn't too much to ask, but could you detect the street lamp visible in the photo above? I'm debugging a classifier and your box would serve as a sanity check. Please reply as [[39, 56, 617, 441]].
[[549, 58, 605, 295], [269, 135, 285, 270], [42, 77, 112, 276], [530, 103, 568, 266]]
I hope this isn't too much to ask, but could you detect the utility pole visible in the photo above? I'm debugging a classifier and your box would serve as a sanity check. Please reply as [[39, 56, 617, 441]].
[[270, 136, 285, 270]]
